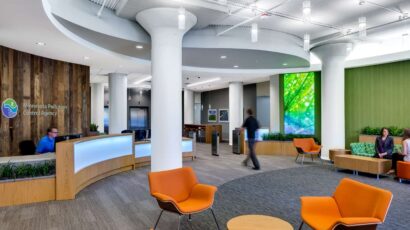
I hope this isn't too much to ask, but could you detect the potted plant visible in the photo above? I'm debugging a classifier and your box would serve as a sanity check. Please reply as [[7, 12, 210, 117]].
[[89, 123, 99, 136], [359, 126, 403, 144]]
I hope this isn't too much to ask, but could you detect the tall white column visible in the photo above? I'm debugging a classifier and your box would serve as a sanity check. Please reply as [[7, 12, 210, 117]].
[[91, 83, 105, 133], [194, 92, 201, 124], [269, 75, 280, 133], [108, 73, 127, 134], [184, 89, 194, 124], [312, 43, 351, 160], [137, 8, 197, 172], [229, 82, 244, 145]]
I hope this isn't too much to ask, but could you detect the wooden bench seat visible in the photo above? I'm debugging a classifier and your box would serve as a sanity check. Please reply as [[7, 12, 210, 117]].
[[334, 154, 392, 179]]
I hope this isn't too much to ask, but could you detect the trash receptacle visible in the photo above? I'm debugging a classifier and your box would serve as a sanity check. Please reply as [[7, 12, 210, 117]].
[[211, 131, 220, 156], [232, 128, 242, 154]]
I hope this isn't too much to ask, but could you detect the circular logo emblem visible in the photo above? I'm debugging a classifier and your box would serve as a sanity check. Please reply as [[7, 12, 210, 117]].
[[1, 98, 18, 119]]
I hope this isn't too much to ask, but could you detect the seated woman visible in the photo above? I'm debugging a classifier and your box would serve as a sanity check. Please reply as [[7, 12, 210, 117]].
[[392, 128, 410, 172], [375, 127, 394, 159]]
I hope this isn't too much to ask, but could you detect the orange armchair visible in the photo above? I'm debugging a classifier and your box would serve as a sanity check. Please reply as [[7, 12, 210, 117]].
[[293, 138, 322, 165], [148, 167, 220, 230], [397, 161, 410, 183], [299, 178, 393, 230]]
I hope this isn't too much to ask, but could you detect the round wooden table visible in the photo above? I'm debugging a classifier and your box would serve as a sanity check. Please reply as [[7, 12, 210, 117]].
[[329, 149, 351, 163], [227, 215, 293, 230]]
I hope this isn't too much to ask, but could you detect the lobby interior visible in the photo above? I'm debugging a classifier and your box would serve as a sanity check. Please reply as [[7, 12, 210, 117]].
[[1, 0, 410, 229]]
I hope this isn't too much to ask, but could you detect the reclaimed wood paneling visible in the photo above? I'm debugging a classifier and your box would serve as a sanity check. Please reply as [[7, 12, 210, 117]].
[[0, 46, 90, 156]]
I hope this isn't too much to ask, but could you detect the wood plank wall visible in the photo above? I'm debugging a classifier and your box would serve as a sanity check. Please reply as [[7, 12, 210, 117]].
[[0, 46, 90, 156]]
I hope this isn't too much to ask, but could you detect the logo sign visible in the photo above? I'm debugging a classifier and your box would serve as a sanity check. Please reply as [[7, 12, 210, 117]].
[[1, 98, 18, 119]]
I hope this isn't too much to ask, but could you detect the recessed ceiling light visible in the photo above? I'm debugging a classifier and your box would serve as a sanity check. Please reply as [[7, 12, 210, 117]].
[[136, 45, 143, 49], [83, 56, 90, 60], [220, 55, 227, 59], [282, 63, 288, 66], [187, 78, 221, 87], [233, 65, 239, 68], [35, 42, 46, 46]]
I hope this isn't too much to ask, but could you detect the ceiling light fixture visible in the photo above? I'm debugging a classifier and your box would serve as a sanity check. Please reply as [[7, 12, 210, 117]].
[[35, 42, 46, 46], [303, 1, 311, 20], [304, 34, 310, 51], [399, 12, 409, 20], [233, 65, 239, 68], [220, 55, 227, 59], [251, 23, 258, 43], [134, 76, 152, 85], [187, 78, 221, 87], [178, 7, 186, 30], [83, 56, 90, 60], [136, 45, 143, 49], [358, 17, 367, 38], [282, 63, 288, 66]]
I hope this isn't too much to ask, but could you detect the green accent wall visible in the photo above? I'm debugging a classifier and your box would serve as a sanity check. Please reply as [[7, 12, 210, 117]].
[[345, 60, 410, 147]]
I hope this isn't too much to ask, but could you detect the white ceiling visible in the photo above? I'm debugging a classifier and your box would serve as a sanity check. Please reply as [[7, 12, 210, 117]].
[[0, 0, 410, 92]]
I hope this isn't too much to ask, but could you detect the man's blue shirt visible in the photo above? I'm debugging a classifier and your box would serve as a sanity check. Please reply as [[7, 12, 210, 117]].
[[36, 136, 55, 153]]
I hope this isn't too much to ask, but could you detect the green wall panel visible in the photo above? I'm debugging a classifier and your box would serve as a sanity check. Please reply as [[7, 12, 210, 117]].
[[345, 60, 410, 147]]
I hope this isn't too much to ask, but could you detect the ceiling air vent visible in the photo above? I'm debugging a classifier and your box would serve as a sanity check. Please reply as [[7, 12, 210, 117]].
[[89, 0, 120, 10]]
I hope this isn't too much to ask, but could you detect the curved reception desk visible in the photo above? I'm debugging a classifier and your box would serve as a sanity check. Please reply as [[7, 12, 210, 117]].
[[56, 134, 135, 200], [0, 134, 195, 206]]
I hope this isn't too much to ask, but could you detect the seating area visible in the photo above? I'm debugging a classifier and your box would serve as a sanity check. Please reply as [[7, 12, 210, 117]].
[[1, 0, 410, 230]]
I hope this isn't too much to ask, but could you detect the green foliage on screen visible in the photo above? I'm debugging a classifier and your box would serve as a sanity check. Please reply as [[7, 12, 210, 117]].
[[283, 72, 315, 135]]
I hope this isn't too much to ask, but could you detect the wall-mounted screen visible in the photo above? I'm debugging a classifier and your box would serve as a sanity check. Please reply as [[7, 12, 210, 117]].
[[283, 72, 315, 135]]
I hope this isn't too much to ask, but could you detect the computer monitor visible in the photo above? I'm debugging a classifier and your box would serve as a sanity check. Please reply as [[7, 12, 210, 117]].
[[54, 133, 83, 152]]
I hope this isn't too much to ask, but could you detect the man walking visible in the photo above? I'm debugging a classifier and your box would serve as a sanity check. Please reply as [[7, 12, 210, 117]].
[[242, 108, 260, 170]]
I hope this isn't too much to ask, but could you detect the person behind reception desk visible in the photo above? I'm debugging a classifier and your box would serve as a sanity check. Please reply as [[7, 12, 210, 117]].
[[36, 127, 58, 154]]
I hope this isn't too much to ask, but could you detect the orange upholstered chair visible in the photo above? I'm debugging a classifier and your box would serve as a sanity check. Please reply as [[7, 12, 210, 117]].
[[148, 167, 220, 230], [397, 161, 410, 183], [293, 138, 322, 165], [299, 178, 393, 230]]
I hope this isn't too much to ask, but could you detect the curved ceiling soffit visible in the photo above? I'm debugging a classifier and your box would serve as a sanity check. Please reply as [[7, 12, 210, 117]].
[[42, 0, 151, 66], [45, 0, 310, 71]]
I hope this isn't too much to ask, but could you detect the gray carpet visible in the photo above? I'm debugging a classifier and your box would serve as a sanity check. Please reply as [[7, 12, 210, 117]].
[[177, 165, 409, 230]]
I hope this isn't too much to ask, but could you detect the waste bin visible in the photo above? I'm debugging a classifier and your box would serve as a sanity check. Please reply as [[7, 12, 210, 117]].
[[211, 131, 220, 156], [232, 128, 242, 154]]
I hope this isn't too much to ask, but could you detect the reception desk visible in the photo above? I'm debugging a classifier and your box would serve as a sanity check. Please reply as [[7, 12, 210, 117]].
[[56, 134, 135, 200], [0, 134, 194, 206], [184, 124, 223, 143], [134, 138, 194, 168]]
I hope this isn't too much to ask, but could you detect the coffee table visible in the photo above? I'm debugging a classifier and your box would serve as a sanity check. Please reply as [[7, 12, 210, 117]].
[[227, 215, 293, 230]]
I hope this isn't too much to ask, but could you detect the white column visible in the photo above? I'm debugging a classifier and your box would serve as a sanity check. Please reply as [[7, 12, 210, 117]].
[[194, 92, 201, 124], [269, 75, 280, 133], [229, 82, 244, 145], [91, 83, 105, 133], [312, 43, 351, 160], [108, 73, 127, 134], [137, 8, 197, 172], [184, 89, 194, 124]]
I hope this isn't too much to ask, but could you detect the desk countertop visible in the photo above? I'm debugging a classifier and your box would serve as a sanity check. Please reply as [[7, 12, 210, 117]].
[[0, 153, 55, 164]]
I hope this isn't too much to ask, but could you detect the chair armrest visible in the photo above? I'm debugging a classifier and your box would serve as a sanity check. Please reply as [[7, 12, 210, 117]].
[[152, 192, 178, 204], [336, 217, 382, 226], [190, 184, 217, 201]]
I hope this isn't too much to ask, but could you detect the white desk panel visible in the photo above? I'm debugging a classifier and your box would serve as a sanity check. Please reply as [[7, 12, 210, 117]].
[[74, 135, 133, 173]]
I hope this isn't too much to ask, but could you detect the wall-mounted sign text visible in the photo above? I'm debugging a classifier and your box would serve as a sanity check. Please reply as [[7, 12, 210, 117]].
[[22, 103, 68, 117]]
